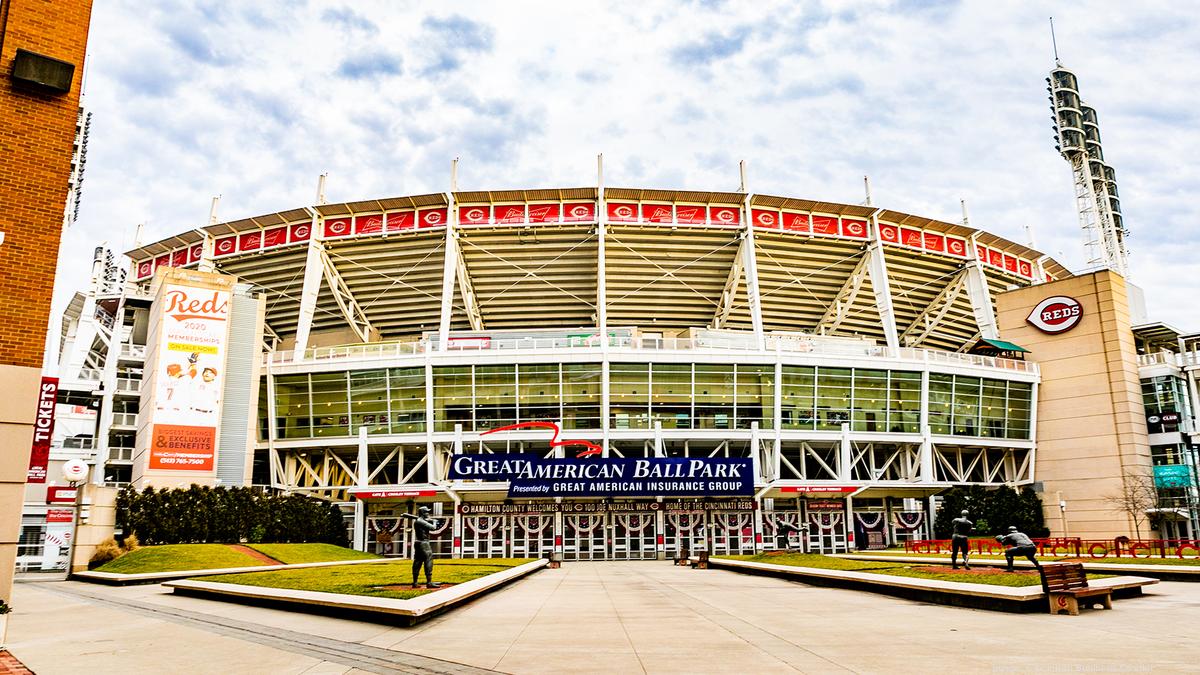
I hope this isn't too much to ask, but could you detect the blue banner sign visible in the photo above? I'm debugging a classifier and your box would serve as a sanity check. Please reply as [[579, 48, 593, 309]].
[[1154, 464, 1192, 488], [447, 454, 754, 497]]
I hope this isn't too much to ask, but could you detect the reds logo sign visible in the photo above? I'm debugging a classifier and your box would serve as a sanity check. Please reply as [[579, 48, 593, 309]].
[[163, 289, 229, 322], [1027, 295, 1083, 334]]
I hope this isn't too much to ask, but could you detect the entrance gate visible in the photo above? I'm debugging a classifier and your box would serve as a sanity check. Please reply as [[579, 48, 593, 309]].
[[462, 515, 508, 558], [664, 510, 707, 556], [562, 513, 606, 561], [761, 511, 804, 552], [710, 510, 756, 555], [510, 514, 555, 558], [610, 512, 658, 560], [806, 511, 848, 553]]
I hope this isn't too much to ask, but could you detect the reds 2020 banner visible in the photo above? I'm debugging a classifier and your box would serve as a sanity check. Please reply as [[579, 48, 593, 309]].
[[149, 285, 230, 471]]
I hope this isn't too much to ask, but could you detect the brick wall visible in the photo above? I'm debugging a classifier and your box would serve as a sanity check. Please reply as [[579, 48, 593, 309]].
[[0, 0, 94, 368]]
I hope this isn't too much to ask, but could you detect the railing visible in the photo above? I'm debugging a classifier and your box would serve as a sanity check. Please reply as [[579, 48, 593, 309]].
[[77, 367, 102, 381], [120, 343, 146, 359], [905, 537, 1200, 559], [56, 437, 95, 450], [108, 447, 134, 462], [267, 336, 1039, 375], [116, 377, 142, 393], [112, 412, 137, 427]]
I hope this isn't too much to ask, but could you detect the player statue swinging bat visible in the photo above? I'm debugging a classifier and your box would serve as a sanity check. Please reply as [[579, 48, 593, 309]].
[[401, 506, 441, 589]]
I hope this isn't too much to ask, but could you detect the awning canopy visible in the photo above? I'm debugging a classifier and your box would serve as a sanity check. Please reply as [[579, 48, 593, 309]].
[[974, 338, 1030, 353]]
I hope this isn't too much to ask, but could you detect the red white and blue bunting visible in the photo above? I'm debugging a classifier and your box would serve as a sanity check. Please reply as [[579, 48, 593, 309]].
[[854, 512, 885, 530], [894, 511, 925, 531]]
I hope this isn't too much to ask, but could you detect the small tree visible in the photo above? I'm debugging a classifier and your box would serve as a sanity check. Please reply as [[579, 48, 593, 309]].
[[1103, 471, 1161, 540]]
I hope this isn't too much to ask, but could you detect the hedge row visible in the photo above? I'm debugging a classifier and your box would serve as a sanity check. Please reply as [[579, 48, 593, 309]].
[[933, 485, 1049, 539], [116, 485, 348, 546]]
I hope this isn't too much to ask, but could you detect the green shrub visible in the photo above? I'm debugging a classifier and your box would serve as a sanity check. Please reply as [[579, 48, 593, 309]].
[[89, 538, 124, 569], [933, 485, 1049, 539]]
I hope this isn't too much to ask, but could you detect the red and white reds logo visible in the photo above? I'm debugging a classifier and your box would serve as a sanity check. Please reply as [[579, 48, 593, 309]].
[[570, 205, 590, 218], [949, 240, 965, 255], [190, 245, 202, 260], [1019, 261, 1031, 276], [139, 261, 152, 277], [465, 208, 486, 222], [757, 211, 775, 226], [1027, 295, 1083, 334], [217, 239, 234, 253], [844, 221, 864, 236], [714, 208, 736, 223], [881, 226, 896, 240], [294, 225, 310, 239], [614, 205, 634, 219], [424, 211, 442, 224], [330, 220, 348, 234]]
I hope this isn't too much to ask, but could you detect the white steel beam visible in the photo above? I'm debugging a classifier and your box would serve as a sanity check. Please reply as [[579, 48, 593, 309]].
[[453, 230, 484, 331], [597, 155, 608, 335], [436, 191, 459, 352], [291, 210, 324, 362], [866, 211, 900, 352], [710, 232, 746, 330], [964, 235, 1000, 340], [740, 188, 765, 350], [815, 249, 871, 335], [319, 246, 375, 343], [899, 267, 969, 347]]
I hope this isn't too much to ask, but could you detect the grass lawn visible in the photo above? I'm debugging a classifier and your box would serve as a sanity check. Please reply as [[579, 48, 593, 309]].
[[204, 558, 535, 600], [96, 544, 269, 574], [246, 543, 379, 565], [720, 553, 1112, 587]]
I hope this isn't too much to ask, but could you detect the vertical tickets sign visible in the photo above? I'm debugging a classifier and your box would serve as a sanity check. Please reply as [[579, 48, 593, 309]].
[[148, 285, 231, 471], [27, 376, 58, 483]]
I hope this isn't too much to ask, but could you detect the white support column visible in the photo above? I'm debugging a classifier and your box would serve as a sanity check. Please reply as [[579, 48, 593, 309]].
[[597, 154, 608, 336], [919, 366, 934, 482], [92, 299, 125, 485], [437, 192, 459, 352], [266, 364, 279, 487], [740, 187, 765, 350], [653, 420, 664, 458], [711, 234, 746, 330], [773, 360, 783, 483], [750, 422, 761, 483], [838, 422, 852, 481], [964, 235, 1000, 340], [1027, 380, 1040, 481], [424, 359, 435, 478], [601, 359, 611, 458], [866, 211, 900, 353], [197, 196, 219, 273], [354, 426, 368, 550], [292, 215, 325, 362]]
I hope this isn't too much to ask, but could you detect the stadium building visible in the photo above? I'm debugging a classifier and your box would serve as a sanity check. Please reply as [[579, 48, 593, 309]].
[[22, 65, 1200, 571]]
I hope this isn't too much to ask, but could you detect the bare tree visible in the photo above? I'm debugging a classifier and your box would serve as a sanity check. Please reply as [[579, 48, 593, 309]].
[[1103, 471, 1161, 539]]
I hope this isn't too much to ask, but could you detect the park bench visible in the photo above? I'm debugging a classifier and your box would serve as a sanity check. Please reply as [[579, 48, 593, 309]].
[[674, 545, 691, 566], [1041, 562, 1112, 615], [690, 550, 710, 570]]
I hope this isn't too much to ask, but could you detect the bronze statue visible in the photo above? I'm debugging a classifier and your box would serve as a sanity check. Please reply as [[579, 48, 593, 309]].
[[403, 506, 441, 588], [996, 525, 1042, 572], [950, 509, 973, 570]]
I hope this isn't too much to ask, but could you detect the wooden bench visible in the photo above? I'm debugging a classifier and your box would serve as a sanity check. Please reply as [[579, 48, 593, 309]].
[[674, 546, 691, 566], [1041, 562, 1112, 615], [690, 550, 710, 570]]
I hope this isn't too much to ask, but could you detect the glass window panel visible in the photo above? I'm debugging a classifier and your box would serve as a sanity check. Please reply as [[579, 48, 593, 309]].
[[816, 367, 852, 431], [952, 376, 981, 436], [518, 364, 560, 423], [475, 365, 516, 431], [433, 366, 473, 432], [652, 364, 692, 429], [610, 363, 649, 429], [1006, 381, 1033, 439], [888, 371, 921, 433], [389, 367, 425, 434], [310, 372, 348, 437], [980, 379, 1007, 438], [275, 374, 311, 439], [929, 374, 953, 435], [852, 369, 887, 432], [694, 364, 734, 430], [781, 366, 815, 430], [736, 365, 774, 429], [562, 363, 601, 429], [349, 370, 389, 435]]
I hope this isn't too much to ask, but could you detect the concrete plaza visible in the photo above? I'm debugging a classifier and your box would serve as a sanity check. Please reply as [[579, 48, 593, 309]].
[[8, 562, 1200, 673]]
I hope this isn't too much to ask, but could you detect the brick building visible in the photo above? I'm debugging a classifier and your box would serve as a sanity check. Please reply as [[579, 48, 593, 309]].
[[0, 0, 93, 597]]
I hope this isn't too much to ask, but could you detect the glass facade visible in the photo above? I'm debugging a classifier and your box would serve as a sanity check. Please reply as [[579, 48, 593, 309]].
[[267, 362, 1034, 441], [1142, 375, 1192, 433]]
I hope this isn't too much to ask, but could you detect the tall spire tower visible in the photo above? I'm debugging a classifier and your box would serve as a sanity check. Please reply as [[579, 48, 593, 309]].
[[1046, 22, 1130, 277]]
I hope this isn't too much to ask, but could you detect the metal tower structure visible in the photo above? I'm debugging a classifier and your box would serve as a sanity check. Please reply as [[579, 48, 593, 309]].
[[1048, 63, 1129, 276]]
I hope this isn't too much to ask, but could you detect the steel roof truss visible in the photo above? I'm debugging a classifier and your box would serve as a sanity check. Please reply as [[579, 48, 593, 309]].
[[319, 248, 374, 343], [710, 232, 747, 329], [899, 267, 969, 347], [815, 250, 871, 334]]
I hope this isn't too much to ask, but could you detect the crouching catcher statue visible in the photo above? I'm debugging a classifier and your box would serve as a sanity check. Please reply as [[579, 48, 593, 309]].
[[403, 506, 441, 588]]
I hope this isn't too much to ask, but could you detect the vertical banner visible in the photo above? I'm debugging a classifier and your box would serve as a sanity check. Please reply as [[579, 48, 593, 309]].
[[148, 284, 231, 471], [27, 376, 58, 483]]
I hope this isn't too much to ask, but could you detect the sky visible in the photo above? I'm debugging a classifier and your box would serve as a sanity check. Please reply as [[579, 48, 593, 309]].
[[56, 0, 1200, 332]]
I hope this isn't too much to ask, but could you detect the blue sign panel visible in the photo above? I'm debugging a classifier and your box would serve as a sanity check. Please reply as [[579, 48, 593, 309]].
[[447, 454, 754, 497], [1154, 464, 1192, 488]]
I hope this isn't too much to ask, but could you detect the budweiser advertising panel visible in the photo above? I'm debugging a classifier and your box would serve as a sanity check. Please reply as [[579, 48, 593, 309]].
[[147, 281, 232, 472]]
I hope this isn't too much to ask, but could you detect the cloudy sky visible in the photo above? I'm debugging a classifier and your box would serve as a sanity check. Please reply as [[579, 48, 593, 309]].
[[58, 0, 1199, 331]]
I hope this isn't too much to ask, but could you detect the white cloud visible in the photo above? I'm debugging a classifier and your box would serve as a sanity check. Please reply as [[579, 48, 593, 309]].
[[58, 0, 1200, 331]]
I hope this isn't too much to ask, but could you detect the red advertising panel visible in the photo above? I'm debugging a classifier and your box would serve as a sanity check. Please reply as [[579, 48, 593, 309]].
[[459, 205, 490, 225], [47, 485, 79, 504], [878, 222, 901, 244], [976, 244, 988, 261], [26, 376, 57, 483], [922, 232, 945, 253], [46, 509, 74, 523], [900, 228, 923, 249], [136, 259, 154, 280], [751, 208, 779, 229], [189, 244, 203, 262], [289, 222, 312, 243], [262, 226, 287, 249], [607, 202, 638, 222], [988, 248, 1005, 268], [945, 237, 968, 258], [171, 249, 188, 267], [841, 219, 868, 238], [709, 206, 741, 226], [154, 253, 171, 270], [1003, 254, 1018, 273], [418, 208, 448, 228], [641, 203, 673, 223], [149, 425, 216, 470], [213, 236, 237, 257], [324, 217, 352, 238], [811, 215, 839, 236], [1018, 259, 1033, 278], [675, 205, 706, 225], [385, 211, 415, 231], [495, 204, 526, 224], [528, 203, 561, 223], [562, 202, 596, 222], [238, 231, 262, 252], [355, 214, 384, 235], [781, 212, 810, 233]]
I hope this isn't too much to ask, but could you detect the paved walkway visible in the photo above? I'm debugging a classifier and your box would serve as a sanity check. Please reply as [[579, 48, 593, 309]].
[[10, 561, 1200, 673]]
